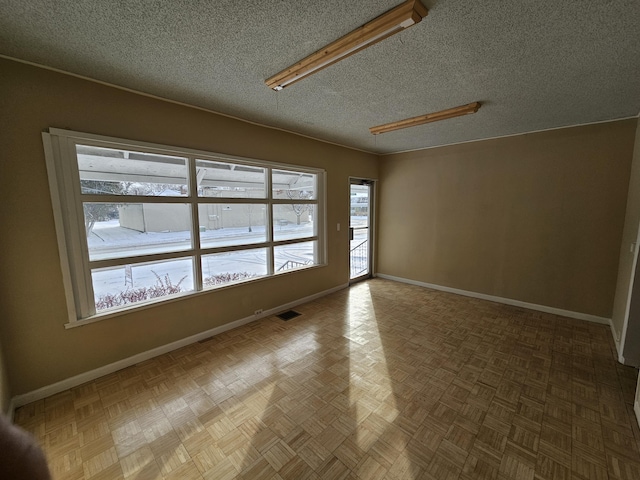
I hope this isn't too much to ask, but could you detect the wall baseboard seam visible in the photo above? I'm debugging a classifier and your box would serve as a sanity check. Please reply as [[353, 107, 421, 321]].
[[377, 274, 611, 325], [610, 322, 626, 364], [10, 283, 348, 412]]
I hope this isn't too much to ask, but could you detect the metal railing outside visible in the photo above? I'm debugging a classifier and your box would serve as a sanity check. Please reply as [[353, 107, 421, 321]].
[[350, 239, 368, 278], [277, 259, 312, 272]]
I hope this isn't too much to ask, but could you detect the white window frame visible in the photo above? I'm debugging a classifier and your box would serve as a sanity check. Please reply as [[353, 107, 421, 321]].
[[43, 128, 326, 326]]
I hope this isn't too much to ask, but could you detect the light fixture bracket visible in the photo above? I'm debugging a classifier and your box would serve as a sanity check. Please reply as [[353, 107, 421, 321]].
[[370, 102, 482, 135], [265, 0, 428, 91]]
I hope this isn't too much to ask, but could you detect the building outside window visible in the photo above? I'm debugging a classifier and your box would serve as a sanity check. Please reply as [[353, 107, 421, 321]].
[[43, 129, 325, 324]]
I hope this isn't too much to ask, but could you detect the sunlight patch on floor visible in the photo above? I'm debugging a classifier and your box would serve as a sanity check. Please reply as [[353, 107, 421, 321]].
[[348, 283, 415, 478]]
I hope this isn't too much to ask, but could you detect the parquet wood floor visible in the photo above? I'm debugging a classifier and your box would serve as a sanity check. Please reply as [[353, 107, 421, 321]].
[[14, 279, 640, 479]]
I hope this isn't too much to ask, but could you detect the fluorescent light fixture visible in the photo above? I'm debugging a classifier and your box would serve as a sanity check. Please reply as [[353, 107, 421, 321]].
[[370, 102, 482, 135], [265, 0, 428, 91]]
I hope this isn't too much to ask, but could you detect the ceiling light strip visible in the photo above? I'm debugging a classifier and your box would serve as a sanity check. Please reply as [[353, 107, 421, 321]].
[[266, 0, 428, 91], [370, 102, 482, 135]]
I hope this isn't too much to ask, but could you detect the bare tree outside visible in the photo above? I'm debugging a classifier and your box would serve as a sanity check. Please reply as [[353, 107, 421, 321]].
[[81, 180, 125, 236], [286, 189, 312, 224]]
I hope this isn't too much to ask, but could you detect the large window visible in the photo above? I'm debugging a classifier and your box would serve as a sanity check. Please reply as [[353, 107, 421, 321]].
[[43, 129, 325, 324]]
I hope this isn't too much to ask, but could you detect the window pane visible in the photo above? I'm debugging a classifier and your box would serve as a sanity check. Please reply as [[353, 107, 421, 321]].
[[272, 170, 316, 199], [92, 258, 194, 312], [199, 204, 267, 248], [196, 159, 266, 198], [85, 203, 192, 261], [350, 184, 370, 227], [272, 204, 315, 241], [275, 241, 318, 272], [77, 145, 188, 196], [202, 248, 267, 289]]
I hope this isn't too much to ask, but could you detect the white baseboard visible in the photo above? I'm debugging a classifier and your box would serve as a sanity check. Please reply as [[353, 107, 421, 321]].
[[376, 274, 611, 325], [10, 283, 348, 411], [610, 322, 627, 364]]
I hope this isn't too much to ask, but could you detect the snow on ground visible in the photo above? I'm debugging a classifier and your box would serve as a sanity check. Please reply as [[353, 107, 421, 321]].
[[89, 217, 369, 309], [89, 220, 316, 304]]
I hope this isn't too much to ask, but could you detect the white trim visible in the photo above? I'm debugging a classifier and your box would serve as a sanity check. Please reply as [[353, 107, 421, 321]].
[[619, 198, 640, 361], [377, 274, 611, 325], [379, 116, 640, 156], [610, 321, 626, 364], [45, 129, 326, 324], [64, 263, 328, 328], [48, 127, 327, 174], [348, 176, 378, 284], [3, 56, 637, 157], [42, 133, 78, 323], [10, 283, 348, 410]]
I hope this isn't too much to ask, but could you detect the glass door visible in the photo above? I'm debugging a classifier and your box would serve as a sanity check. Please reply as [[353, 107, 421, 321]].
[[350, 179, 372, 282]]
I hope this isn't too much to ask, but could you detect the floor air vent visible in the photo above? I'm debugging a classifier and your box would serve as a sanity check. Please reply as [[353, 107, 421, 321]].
[[277, 310, 301, 321]]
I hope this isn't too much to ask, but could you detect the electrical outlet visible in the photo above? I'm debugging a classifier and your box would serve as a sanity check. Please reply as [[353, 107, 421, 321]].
[[254, 309, 263, 316]]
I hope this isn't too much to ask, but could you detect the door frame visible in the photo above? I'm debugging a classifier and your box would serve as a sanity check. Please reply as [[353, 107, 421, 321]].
[[349, 177, 376, 284]]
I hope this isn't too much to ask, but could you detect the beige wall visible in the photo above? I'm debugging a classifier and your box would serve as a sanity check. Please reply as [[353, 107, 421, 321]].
[[378, 120, 637, 318], [614, 120, 640, 365], [0, 55, 636, 400], [0, 58, 378, 396]]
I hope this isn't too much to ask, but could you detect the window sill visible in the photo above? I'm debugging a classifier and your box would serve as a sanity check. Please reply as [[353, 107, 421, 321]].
[[64, 263, 327, 329]]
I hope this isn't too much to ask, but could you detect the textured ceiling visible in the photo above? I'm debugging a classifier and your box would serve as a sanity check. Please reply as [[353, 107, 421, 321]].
[[1, 0, 639, 154]]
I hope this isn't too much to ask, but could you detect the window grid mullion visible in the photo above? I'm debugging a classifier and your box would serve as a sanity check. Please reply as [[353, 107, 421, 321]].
[[266, 168, 274, 275], [189, 156, 203, 292], [47, 129, 326, 322], [79, 194, 189, 204], [192, 197, 269, 205], [271, 199, 317, 205], [89, 251, 192, 270]]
